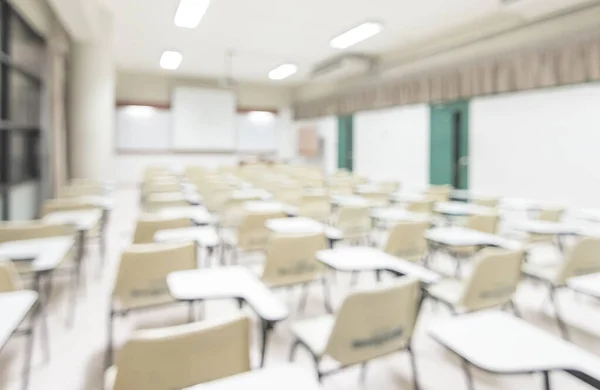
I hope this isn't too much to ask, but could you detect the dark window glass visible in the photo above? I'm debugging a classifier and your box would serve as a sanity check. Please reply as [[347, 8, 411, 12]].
[[8, 69, 41, 127], [0, 0, 44, 220], [9, 9, 45, 76]]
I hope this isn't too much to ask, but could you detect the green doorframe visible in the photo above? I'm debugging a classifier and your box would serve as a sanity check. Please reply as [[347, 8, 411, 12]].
[[337, 115, 354, 171], [430, 100, 470, 189]]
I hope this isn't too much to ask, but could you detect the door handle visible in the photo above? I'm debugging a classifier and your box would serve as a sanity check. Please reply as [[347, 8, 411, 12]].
[[459, 156, 468, 166]]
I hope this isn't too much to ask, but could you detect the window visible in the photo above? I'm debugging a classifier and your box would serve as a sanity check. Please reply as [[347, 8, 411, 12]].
[[0, 0, 45, 220]]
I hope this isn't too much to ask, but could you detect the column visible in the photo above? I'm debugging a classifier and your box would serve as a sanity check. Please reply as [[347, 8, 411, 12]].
[[68, 7, 115, 181]]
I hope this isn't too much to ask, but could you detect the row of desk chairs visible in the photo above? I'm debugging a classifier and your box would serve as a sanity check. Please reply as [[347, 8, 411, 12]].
[[119, 168, 599, 389], [0, 179, 111, 389]]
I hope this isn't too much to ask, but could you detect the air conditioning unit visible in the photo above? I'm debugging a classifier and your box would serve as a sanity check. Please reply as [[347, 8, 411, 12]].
[[502, 0, 598, 20], [310, 53, 378, 81]]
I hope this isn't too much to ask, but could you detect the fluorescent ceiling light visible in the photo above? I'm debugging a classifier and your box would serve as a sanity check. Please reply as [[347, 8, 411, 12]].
[[160, 51, 182, 70], [330, 22, 382, 49], [269, 64, 298, 80], [174, 0, 210, 28], [248, 111, 275, 124], [125, 105, 155, 117]]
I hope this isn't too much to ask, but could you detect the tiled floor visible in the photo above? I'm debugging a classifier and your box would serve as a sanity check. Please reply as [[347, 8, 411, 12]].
[[3, 188, 600, 390]]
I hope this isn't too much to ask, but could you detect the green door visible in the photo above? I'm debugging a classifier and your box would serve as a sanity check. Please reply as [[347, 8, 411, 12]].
[[337, 115, 353, 171], [430, 101, 469, 189]]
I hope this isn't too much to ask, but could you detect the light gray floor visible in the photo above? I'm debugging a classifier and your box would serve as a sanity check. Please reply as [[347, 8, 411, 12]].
[[2, 188, 600, 390]]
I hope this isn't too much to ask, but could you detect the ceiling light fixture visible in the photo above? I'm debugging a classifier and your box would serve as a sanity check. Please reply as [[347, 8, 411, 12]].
[[330, 22, 383, 49], [248, 111, 275, 124], [174, 0, 211, 28], [269, 64, 298, 80], [160, 51, 183, 70], [125, 105, 156, 117]]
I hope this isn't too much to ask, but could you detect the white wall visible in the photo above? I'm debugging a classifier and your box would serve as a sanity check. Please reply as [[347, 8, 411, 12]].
[[354, 105, 430, 189], [470, 83, 600, 208], [294, 116, 337, 174], [115, 71, 294, 181]]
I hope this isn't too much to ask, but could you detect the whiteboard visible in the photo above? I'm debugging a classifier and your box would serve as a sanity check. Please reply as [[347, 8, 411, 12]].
[[236, 112, 277, 152], [116, 106, 171, 151], [172, 87, 236, 151]]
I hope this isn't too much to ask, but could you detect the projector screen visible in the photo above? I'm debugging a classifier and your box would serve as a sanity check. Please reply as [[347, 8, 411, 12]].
[[172, 87, 236, 150]]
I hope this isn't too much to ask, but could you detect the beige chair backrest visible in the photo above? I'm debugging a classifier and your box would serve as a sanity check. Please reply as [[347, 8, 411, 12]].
[[379, 181, 400, 193], [383, 221, 429, 263], [406, 200, 434, 214], [273, 187, 302, 206], [41, 199, 101, 217], [333, 169, 350, 177], [297, 195, 331, 223], [459, 248, 523, 312], [473, 197, 499, 208], [465, 213, 499, 234], [428, 185, 452, 202], [538, 208, 563, 222], [328, 183, 353, 196], [237, 211, 285, 251], [555, 237, 600, 285], [144, 182, 181, 195], [113, 315, 250, 390], [261, 233, 327, 287], [144, 199, 190, 213], [324, 278, 420, 365], [221, 198, 248, 228], [113, 242, 196, 310], [185, 166, 206, 182], [204, 188, 232, 214], [0, 221, 74, 244], [60, 183, 105, 197], [334, 205, 371, 239], [132, 216, 192, 244], [361, 191, 389, 206], [0, 262, 22, 292]]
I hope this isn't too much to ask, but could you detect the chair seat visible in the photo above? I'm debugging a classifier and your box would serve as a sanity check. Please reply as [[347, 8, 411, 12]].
[[291, 315, 335, 357], [113, 294, 178, 312], [522, 262, 559, 284], [427, 279, 464, 307]]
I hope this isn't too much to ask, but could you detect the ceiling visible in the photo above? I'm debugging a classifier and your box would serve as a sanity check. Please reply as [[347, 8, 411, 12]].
[[99, 0, 595, 84]]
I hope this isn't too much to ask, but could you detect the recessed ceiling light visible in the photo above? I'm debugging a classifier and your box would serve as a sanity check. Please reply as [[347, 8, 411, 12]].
[[330, 22, 382, 49], [174, 0, 211, 28], [160, 51, 182, 70], [269, 64, 298, 80], [125, 105, 155, 117], [248, 111, 275, 124]]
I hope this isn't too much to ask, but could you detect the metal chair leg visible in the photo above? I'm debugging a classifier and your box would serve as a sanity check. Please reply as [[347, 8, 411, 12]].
[[462, 359, 474, 390], [360, 362, 368, 383], [105, 310, 115, 369], [321, 278, 333, 313], [188, 301, 195, 322], [543, 371, 551, 390], [260, 320, 274, 367], [509, 300, 522, 318], [288, 340, 300, 361], [22, 319, 34, 390], [408, 345, 420, 390], [297, 284, 310, 314]]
